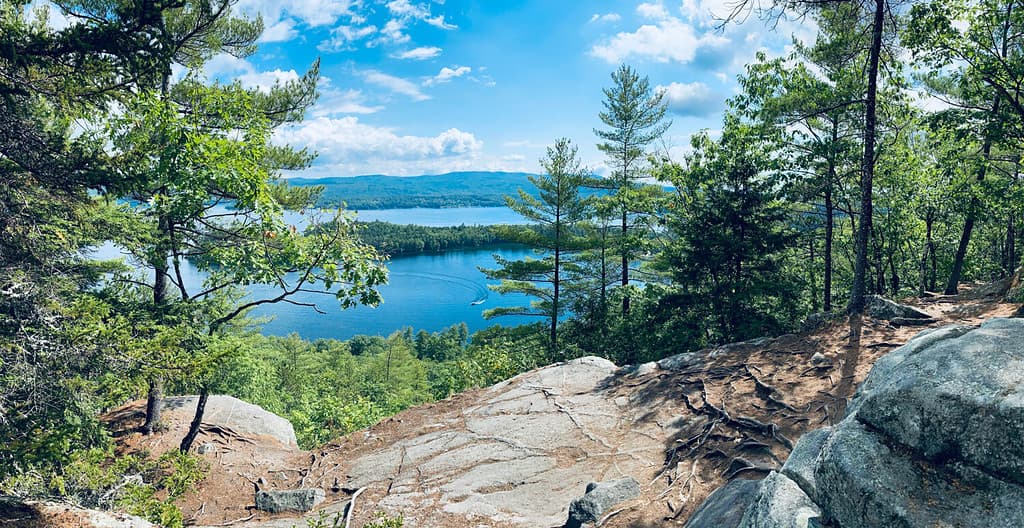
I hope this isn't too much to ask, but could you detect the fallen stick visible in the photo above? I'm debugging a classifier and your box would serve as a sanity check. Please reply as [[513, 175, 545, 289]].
[[344, 487, 367, 528]]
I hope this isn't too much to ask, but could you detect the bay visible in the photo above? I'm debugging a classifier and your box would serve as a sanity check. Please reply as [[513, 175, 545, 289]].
[[93, 207, 541, 341]]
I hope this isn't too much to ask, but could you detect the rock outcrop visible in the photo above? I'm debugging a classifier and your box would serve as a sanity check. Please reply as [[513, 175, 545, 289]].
[[161, 395, 297, 447], [0, 498, 156, 528], [865, 295, 937, 325], [689, 318, 1024, 528]]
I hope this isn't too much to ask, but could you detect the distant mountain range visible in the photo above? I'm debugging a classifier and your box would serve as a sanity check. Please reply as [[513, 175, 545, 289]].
[[287, 171, 540, 209]]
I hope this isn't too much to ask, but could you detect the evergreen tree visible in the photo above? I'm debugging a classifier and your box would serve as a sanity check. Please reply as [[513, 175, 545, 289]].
[[594, 65, 670, 316], [481, 139, 590, 353], [656, 118, 801, 344]]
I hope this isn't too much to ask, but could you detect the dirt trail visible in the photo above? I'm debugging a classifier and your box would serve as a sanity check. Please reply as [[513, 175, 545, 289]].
[[105, 293, 1019, 528]]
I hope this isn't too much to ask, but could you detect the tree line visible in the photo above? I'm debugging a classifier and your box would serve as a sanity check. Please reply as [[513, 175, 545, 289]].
[[483, 0, 1024, 364]]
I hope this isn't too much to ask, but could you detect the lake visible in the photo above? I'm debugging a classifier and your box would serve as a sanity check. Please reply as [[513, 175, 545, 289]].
[[93, 207, 543, 341]]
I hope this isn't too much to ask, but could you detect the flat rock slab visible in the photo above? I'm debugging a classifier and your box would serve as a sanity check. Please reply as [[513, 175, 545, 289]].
[[242, 356, 672, 528], [163, 395, 297, 447]]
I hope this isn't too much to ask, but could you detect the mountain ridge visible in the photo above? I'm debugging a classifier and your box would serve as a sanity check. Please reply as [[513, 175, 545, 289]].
[[286, 171, 540, 209]]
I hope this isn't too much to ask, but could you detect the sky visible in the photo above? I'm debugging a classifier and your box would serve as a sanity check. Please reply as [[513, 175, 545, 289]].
[[53, 0, 818, 177]]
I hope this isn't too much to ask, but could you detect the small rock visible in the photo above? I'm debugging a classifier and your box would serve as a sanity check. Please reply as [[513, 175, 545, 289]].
[[809, 353, 832, 369], [565, 477, 640, 528], [196, 443, 216, 455], [801, 312, 842, 332], [255, 488, 326, 514]]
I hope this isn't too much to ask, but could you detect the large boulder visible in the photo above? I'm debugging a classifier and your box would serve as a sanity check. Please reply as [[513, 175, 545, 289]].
[[565, 477, 640, 528], [687, 318, 1024, 528], [162, 395, 297, 447], [737, 471, 820, 528], [683, 479, 760, 528], [864, 294, 937, 323]]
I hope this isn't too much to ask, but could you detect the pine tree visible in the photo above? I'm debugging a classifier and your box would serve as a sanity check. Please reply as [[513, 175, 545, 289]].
[[481, 139, 590, 353], [594, 65, 670, 316]]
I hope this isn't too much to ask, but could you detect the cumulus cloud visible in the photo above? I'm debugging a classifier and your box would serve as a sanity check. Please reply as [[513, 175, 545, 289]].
[[392, 46, 443, 60], [275, 117, 486, 175], [363, 70, 430, 101], [657, 82, 721, 117], [259, 19, 298, 42], [424, 66, 471, 86], [637, 1, 670, 20], [279, 117, 481, 159], [589, 12, 622, 23], [591, 18, 701, 64]]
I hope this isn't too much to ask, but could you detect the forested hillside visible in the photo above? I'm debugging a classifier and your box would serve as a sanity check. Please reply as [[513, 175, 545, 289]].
[[2, 0, 1024, 527], [288, 172, 537, 209]]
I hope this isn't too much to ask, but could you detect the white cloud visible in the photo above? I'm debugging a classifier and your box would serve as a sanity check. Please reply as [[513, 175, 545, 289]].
[[276, 117, 484, 175], [591, 18, 700, 64], [637, 2, 670, 20], [363, 70, 430, 101], [657, 82, 721, 116], [235, 0, 362, 28], [319, 24, 379, 52], [589, 12, 622, 23], [202, 54, 255, 78], [313, 78, 384, 116], [392, 46, 443, 60], [424, 65, 471, 86], [237, 69, 300, 92], [377, 19, 411, 45], [259, 19, 298, 43], [386, 0, 457, 29], [680, 0, 739, 25]]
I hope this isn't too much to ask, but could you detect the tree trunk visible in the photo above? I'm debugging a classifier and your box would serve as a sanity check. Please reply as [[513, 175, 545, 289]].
[[809, 238, 820, 312], [179, 387, 209, 452], [552, 241, 560, 353], [849, 0, 884, 314], [1008, 214, 1017, 274], [824, 125, 836, 312], [944, 98, 1000, 294], [621, 209, 629, 316], [141, 378, 163, 435], [141, 213, 171, 433], [920, 212, 934, 296]]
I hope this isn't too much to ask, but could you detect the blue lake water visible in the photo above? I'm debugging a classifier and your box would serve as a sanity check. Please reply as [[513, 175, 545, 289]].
[[93, 207, 543, 341]]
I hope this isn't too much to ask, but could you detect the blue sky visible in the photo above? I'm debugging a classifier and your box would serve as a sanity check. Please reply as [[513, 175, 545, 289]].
[[203, 1, 815, 177]]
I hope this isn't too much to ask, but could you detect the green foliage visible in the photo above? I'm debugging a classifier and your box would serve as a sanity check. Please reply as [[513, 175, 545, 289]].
[[356, 221, 515, 256], [482, 139, 592, 352], [362, 511, 405, 528], [1, 448, 206, 528]]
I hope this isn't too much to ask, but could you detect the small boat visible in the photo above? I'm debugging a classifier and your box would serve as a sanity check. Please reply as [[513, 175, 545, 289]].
[[470, 299, 486, 306]]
